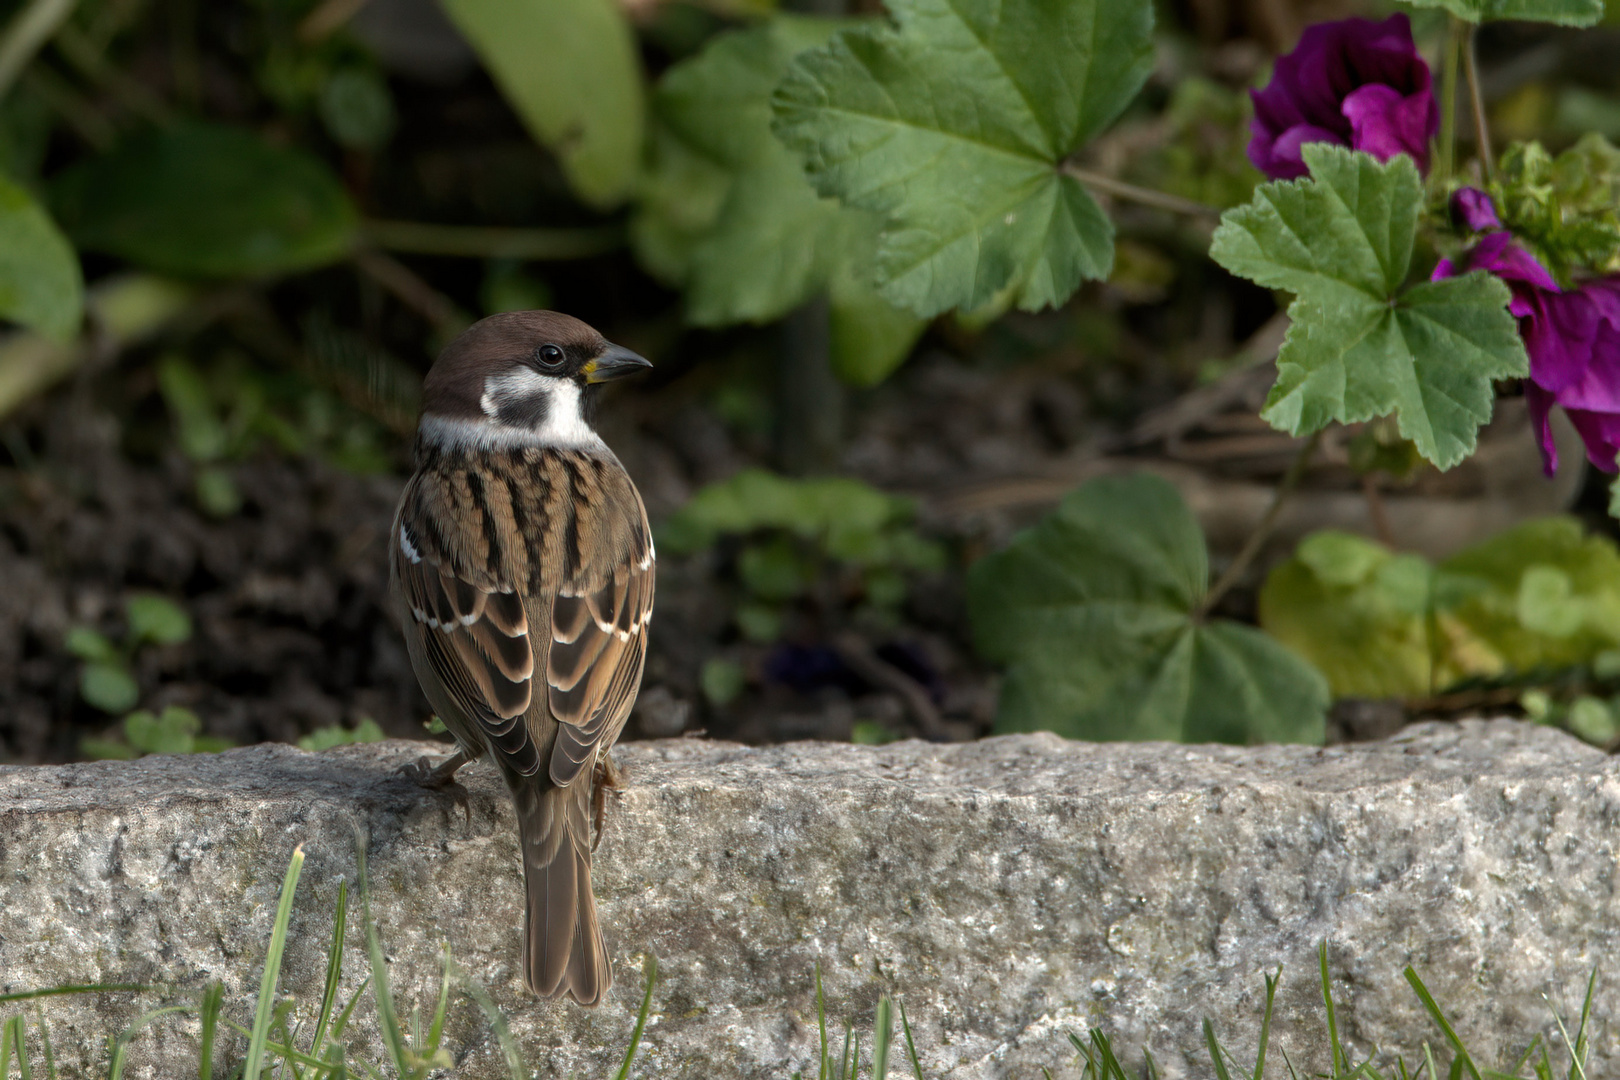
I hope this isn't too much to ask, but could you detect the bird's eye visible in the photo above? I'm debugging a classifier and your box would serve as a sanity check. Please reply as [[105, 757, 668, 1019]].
[[537, 343, 565, 368]]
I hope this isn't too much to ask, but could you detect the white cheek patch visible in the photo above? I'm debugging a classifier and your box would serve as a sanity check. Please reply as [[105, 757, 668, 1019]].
[[422, 370, 604, 451]]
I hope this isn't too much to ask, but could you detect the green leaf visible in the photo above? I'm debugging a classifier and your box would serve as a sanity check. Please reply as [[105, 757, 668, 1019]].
[[125, 593, 192, 646], [65, 626, 119, 663], [828, 238, 928, 386], [51, 123, 358, 278], [0, 171, 82, 340], [660, 468, 911, 554], [1211, 145, 1528, 469], [441, 0, 642, 207], [1440, 517, 1620, 671], [319, 68, 397, 151], [1260, 532, 1438, 698], [298, 717, 386, 752], [772, 0, 1155, 317], [1394, 0, 1604, 27], [701, 658, 746, 706], [81, 662, 139, 714], [156, 354, 226, 462], [124, 706, 201, 755], [968, 474, 1328, 743]]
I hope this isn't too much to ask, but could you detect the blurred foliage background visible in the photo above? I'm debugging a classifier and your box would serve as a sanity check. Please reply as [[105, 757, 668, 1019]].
[[3, 0, 1620, 764]]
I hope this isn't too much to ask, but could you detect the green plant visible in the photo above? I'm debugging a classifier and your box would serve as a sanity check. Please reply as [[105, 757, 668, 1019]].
[[65, 593, 192, 716], [968, 473, 1328, 745], [298, 717, 387, 752], [661, 469, 945, 644], [0, 844, 659, 1079]]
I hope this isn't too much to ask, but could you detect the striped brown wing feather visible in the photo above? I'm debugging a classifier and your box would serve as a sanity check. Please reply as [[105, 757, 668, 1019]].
[[394, 470, 542, 777], [546, 477, 654, 788]]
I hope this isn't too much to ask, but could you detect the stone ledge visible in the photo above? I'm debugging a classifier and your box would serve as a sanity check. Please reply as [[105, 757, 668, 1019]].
[[2, 720, 1617, 1078]]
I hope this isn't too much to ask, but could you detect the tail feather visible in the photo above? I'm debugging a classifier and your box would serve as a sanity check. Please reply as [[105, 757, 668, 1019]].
[[514, 778, 611, 1005]]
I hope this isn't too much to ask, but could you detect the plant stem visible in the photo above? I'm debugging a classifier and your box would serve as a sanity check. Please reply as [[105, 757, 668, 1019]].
[[1196, 429, 1322, 619], [1463, 25, 1493, 182], [1436, 18, 1464, 183], [1060, 163, 1222, 220], [0, 0, 75, 101], [361, 220, 624, 261]]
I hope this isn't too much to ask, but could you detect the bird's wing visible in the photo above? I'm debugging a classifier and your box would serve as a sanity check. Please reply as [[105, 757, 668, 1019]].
[[393, 467, 543, 777], [544, 459, 655, 788]]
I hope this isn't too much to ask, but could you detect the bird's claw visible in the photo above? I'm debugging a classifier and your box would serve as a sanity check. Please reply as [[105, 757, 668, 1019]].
[[590, 753, 625, 852], [397, 752, 472, 823]]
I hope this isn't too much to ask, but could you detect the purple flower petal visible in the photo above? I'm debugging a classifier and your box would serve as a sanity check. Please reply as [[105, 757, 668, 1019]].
[[1566, 407, 1620, 472], [1451, 188, 1501, 232], [1524, 382, 1560, 477], [1248, 14, 1437, 180]]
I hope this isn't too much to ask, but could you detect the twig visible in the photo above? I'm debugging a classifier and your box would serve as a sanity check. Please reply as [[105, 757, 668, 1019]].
[[297, 0, 372, 43], [1196, 429, 1322, 619], [831, 632, 949, 742], [350, 248, 469, 337], [361, 220, 625, 261], [1436, 18, 1464, 183], [1059, 162, 1221, 220], [1463, 26, 1493, 181], [0, 0, 75, 100]]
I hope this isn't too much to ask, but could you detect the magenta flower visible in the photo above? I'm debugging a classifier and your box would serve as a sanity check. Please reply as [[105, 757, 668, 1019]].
[[1451, 187, 1502, 233], [1436, 233, 1620, 474], [1249, 14, 1440, 181]]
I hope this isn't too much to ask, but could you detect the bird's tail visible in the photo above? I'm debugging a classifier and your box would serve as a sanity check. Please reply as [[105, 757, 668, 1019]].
[[513, 777, 611, 1005]]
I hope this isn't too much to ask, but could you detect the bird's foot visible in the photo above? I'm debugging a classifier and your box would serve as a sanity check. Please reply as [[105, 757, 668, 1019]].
[[397, 749, 472, 821], [590, 752, 625, 852]]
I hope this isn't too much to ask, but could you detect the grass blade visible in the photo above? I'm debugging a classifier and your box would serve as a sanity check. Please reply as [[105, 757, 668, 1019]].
[[424, 945, 453, 1063], [243, 845, 306, 1080], [355, 836, 409, 1075], [838, 1022, 853, 1080], [1405, 968, 1482, 1080], [816, 965, 830, 1080], [1321, 943, 1346, 1076], [108, 1006, 190, 1080], [0, 987, 147, 1005], [897, 1000, 924, 1080], [1255, 967, 1280, 1080], [612, 953, 658, 1080], [872, 996, 893, 1080], [310, 880, 349, 1058], [447, 959, 525, 1080], [197, 981, 223, 1080], [1205, 1018, 1236, 1080], [34, 1010, 53, 1080], [1, 1015, 18, 1080]]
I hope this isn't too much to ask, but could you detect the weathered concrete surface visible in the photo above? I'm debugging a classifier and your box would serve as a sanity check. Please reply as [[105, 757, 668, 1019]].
[[2, 721, 1618, 1078]]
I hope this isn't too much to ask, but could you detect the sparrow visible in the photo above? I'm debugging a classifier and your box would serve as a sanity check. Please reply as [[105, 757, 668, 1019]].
[[388, 310, 654, 1006]]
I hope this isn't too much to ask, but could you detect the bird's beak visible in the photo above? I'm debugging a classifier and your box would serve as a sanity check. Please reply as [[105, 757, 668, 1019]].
[[583, 343, 653, 384]]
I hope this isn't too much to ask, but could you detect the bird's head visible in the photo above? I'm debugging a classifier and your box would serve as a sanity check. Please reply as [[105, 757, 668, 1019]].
[[419, 310, 651, 449]]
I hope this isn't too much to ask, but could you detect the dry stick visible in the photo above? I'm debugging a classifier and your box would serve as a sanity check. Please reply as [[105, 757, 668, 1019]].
[[832, 632, 949, 742], [350, 248, 467, 337], [362, 220, 625, 261], [1195, 429, 1323, 620], [0, 0, 75, 100], [1463, 26, 1493, 182], [1059, 162, 1222, 220], [297, 0, 372, 43]]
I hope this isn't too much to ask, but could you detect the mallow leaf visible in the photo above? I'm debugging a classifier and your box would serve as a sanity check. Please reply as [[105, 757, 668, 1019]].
[[52, 123, 357, 278], [968, 474, 1328, 744], [440, 0, 643, 207], [1395, 0, 1603, 27], [0, 172, 82, 341], [636, 17, 924, 379], [772, 0, 1154, 317], [1211, 145, 1527, 469]]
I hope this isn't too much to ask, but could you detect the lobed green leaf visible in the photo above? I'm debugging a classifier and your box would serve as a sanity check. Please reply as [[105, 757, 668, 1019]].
[[1212, 145, 1527, 469], [772, 0, 1155, 317], [969, 474, 1327, 744]]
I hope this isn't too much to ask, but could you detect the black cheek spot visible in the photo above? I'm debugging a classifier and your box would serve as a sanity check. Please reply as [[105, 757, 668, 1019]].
[[496, 392, 550, 430]]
